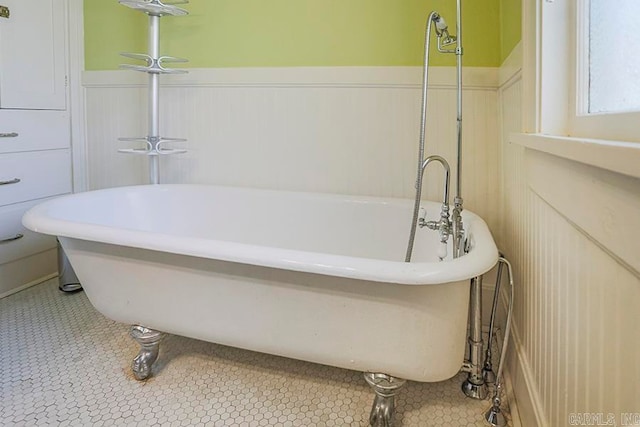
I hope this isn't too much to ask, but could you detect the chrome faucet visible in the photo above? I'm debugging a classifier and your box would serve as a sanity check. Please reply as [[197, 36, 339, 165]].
[[418, 155, 452, 245], [451, 196, 465, 258]]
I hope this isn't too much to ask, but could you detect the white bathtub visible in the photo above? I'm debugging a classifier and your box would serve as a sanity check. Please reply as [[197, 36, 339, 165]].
[[23, 184, 498, 382]]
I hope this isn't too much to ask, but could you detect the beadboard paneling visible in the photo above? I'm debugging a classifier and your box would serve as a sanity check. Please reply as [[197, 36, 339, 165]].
[[85, 86, 149, 189], [83, 67, 501, 235], [500, 71, 640, 427]]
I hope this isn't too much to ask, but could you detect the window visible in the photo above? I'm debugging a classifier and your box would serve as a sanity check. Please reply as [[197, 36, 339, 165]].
[[568, 0, 640, 142], [587, 0, 640, 115], [517, 0, 640, 179]]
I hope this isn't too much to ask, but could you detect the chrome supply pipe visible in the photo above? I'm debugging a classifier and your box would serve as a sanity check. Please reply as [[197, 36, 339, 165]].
[[483, 255, 505, 384], [462, 275, 487, 399], [485, 257, 515, 427], [451, 0, 465, 259], [421, 155, 450, 209], [418, 156, 452, 259], [455, 0, 463, 202], [148, 14, 160, 184]]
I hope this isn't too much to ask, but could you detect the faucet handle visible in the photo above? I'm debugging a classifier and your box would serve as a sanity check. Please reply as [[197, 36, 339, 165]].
[[419, 207, 427, 221], [418, 207, 428, 228], [437, 242, 448, 261]]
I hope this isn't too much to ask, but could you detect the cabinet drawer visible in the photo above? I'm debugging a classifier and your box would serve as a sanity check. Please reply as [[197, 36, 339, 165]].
[[0, 198, 57, 265], [0, 110, 70, 154], [0, 150, 71, 207]]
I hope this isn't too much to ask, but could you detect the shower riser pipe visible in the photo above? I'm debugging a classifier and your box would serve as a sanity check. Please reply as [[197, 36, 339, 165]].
[[450, 0, 465, 260], [455, 0, 462, 202]]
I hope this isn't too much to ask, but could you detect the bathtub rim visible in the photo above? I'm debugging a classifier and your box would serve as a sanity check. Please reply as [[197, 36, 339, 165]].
[[23, 184, 499, 285]]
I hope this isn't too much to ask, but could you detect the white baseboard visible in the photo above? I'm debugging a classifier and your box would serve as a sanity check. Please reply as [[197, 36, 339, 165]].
[[0, 272, 58, 300], [0, 249, 57, 299], [487, 325, 522, 427], [506, 322, 548, 427]]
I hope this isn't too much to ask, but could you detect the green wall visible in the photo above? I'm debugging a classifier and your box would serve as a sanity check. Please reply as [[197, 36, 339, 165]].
[[499, 0, 521, 63], [85, 0, 506, 70]]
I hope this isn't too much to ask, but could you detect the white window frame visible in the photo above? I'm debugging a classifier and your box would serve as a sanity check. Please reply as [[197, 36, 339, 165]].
[[568, 0, 640, 142], [514, 0, 640, 181], [533, 0, 640, 143]]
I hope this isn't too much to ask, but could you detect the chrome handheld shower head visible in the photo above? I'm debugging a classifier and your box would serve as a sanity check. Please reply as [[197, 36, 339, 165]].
[[433, 14, 448, 34], [432, 14, 457, 47]]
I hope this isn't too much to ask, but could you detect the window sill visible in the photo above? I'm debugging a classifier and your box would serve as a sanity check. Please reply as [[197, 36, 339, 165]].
[[510, 133, 640, 180]]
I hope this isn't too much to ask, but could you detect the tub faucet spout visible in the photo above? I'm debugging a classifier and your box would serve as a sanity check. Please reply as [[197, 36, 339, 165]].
[[418, 155, 451, 244]]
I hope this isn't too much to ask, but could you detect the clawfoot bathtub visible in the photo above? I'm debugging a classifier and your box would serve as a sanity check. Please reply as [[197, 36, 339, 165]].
[[23, 184, 498, 424]]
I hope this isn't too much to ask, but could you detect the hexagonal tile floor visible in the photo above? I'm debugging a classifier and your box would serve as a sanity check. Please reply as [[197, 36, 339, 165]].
[[0, 279, 512, 426]]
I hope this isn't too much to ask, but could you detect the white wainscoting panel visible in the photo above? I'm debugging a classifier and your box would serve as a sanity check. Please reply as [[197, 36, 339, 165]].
[[85, 87, 149, 189], [83, 67, 501, 235], [500, 68, 640, 426]]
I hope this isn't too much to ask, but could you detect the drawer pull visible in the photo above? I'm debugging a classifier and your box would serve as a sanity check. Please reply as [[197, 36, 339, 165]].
[[0, 233, 23, 244], [0, 133, 18, 138], [0, 178, 20, 186]]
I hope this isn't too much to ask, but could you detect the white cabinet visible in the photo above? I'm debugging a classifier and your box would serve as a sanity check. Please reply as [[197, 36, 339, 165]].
[[0, 0, 71, 293], [0, 0, 67, 110]]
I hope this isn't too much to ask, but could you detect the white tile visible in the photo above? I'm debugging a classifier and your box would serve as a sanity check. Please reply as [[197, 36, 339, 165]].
[[0, 279, 512, 426]]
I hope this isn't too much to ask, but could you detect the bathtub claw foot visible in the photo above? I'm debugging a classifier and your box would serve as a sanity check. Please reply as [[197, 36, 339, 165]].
[[364, 372, 406, 427], [130, 325, 164, 381]]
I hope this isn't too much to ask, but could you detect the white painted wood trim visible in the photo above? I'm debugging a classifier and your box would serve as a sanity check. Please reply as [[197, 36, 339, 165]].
[[521, 0, 541, 134], [499, 42, 523, 89], [511, 132, 640, 180], [573, 0, 590, 118], [539, 0, 572, 136], [68, 0, 87, 193], [0, 272, 58, 300], [526, 149, 640, 278], [82, 66, 499, 90], [508, 323, 549, 427]]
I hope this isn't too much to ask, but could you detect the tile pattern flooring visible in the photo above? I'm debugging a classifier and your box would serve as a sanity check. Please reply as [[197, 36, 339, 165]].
[[0, 279, 511, 426]]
